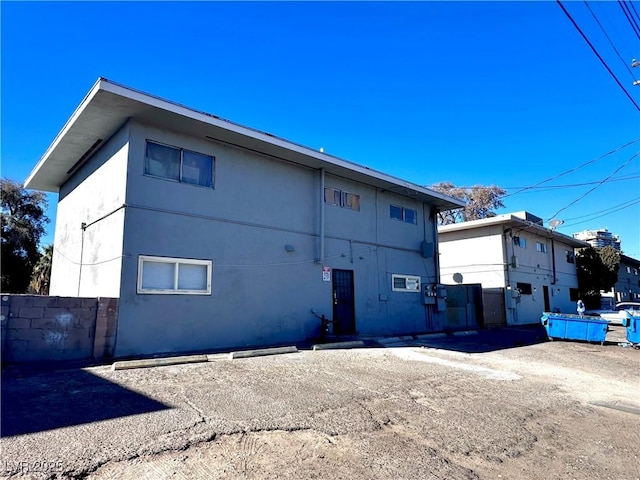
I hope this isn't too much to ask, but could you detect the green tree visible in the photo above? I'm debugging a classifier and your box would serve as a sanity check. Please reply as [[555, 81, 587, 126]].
[[575, 246, 621, 309], [430, 182, 506, 225], [1, 178, 49, 293], [29, 244, 53, 295]]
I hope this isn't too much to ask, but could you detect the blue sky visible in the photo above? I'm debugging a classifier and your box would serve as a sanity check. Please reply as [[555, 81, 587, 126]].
[[2, 1, 639, 257]]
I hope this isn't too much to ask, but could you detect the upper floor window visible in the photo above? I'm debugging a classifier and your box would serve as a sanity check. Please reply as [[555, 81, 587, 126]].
[[145, 140, 214, 188], [324, 187, 360, 211], [627, 266, 632, 274], [566, 250, 575, 263], [634, 268, 638, 276], [536, 242, 548, 253], [514, 236, 526, 248], [390, 205, 417, 224]]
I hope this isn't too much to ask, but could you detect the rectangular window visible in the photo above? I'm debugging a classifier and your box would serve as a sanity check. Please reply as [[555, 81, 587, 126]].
[[513, 236, 526, 248], [343, 192, 360, 211], [566, 250, 575, 263], [634, 268, 638, 276], [138, 255, 212, 294], [324, 187, 341, 206], [390, 205, 417, 224], [324, 187, 360, 211], [392, 274, 421, 292], [516, 282, 532, 295], [145, 141, 214, 188], [627, 266, 632, 274], [536, 242, 548, 253]]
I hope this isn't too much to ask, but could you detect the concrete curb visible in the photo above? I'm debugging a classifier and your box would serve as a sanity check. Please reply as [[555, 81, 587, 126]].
[[376, 336, 414, 345], [415, 333, 448, 340], [452, 330, 479, 336], [312, 340, 365, 351], [228, 346, 298, 359], [112, 354, 209, 371]]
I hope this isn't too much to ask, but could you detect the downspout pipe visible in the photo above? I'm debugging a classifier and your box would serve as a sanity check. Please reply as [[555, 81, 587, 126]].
[[551, 236, 556, 285], [319, 168, 325, 264]]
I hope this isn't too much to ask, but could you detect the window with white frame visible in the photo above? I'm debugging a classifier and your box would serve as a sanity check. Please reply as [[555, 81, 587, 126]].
[[513, 236, 526, 248], [390, 205, 417, 224], [392, 274, 421, 292], [536, 241, 548, 253], [145, 141, 214, 188], [138, 256, 212, 294], [324, 187, 360, 211]]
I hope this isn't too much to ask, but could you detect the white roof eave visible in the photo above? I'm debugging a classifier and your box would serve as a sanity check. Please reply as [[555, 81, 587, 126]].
[[24, 78, 466, 211]]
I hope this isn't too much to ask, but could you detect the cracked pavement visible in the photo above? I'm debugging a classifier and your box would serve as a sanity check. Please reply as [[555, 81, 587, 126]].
[[1, 329, 639, 479]]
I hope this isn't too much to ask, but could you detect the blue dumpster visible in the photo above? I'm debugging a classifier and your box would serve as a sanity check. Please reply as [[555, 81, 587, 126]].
[[541, 312, 609, 344], [621, 313, 640, 345]]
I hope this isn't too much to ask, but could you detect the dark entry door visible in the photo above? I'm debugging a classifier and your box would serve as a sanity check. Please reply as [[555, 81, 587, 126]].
[[543, 286, 550, 312], [332, 269, 355, 335]]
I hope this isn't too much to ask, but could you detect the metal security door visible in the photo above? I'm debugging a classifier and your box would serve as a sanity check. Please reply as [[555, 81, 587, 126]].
[[332, 269, 355, 335]]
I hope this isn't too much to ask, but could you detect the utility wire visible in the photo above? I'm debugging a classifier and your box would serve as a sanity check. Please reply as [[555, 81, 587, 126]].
[[619, 0, 640, 39], [502, 174, 640, 192], [562, 196, 640, 221], [547, 151, 640, 220], [502, 137, 640, 198], [556, 0, 640, 111], [585, 1, 637, 80], [628, 0, 640, 24], [561, 199, 640, 228]]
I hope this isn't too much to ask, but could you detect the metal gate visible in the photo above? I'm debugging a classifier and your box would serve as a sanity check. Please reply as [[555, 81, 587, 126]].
[[482, 288, 506, 328]]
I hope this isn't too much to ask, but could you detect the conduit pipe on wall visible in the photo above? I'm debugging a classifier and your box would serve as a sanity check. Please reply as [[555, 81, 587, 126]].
[[319, 168, 325, 264], [77, 203, 128, 296]]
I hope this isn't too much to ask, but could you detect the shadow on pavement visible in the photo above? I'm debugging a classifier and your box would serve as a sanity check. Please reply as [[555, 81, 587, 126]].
[[404, 325, 550, 354], [1, 367, 171, 437]]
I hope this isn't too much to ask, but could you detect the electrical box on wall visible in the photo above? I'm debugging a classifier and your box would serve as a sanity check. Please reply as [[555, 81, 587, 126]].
[[422, 284, 447, 310], [422, 284, 437, 305]]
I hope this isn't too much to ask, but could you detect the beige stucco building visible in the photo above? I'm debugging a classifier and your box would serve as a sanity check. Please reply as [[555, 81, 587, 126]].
[[438, 212, 589, 326]]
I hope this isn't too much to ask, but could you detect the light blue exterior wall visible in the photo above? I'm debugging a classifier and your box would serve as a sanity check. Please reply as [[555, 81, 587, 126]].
[[50, 123, 129, 298], [60, 119, 444, 357]]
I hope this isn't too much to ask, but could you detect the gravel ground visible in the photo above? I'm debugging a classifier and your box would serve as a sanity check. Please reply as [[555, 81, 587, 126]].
[[1, 326, 638, 480]]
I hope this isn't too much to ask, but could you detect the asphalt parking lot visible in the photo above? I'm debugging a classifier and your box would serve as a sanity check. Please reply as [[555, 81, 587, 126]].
[[1, 326, 638, 479]]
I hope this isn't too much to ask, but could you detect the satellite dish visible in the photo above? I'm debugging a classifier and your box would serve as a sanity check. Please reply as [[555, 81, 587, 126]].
[[549, 219, 564, 230]]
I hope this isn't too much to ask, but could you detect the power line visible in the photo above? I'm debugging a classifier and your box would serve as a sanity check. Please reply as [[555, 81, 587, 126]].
[[502, 137, 640, 198], [556, 0, 640, 111], [502, 174, 640, 192], [561, 199, 640, 228], [618, 0, 640, 39], [584, 1, 637, 80], [547, 150, 640, 220], [628, 1, 640, 25], [562, 196, 640, 221]]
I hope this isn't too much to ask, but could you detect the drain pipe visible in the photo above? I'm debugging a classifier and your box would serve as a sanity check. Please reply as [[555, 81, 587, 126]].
[[551, 236, 557, 285], [319, 168, 325, 264]]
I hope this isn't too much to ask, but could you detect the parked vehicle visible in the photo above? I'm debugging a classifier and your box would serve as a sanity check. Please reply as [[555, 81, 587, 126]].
[[586, 302, 640, 325]]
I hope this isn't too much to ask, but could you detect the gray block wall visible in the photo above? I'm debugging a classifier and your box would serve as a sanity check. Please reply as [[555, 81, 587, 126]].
[[1, 295, 118, 364]]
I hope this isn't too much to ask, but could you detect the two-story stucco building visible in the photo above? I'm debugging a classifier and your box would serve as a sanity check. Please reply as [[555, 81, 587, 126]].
[[438, 212, 589, 326], [25, 78, 464, 357]]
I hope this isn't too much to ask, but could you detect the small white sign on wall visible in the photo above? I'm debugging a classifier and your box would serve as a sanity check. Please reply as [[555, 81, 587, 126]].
[[322, 266, 331, 282]]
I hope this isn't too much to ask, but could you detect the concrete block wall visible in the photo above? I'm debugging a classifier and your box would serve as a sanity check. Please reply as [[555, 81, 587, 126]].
[[1, 295, 118, 364]]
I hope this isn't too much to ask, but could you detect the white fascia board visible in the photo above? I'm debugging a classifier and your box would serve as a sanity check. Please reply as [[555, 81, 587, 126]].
[[100, 79, 465, 210], [438, 214, 590, 248], [24, 78, 104, 191], [24, 77, 465, 210]]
